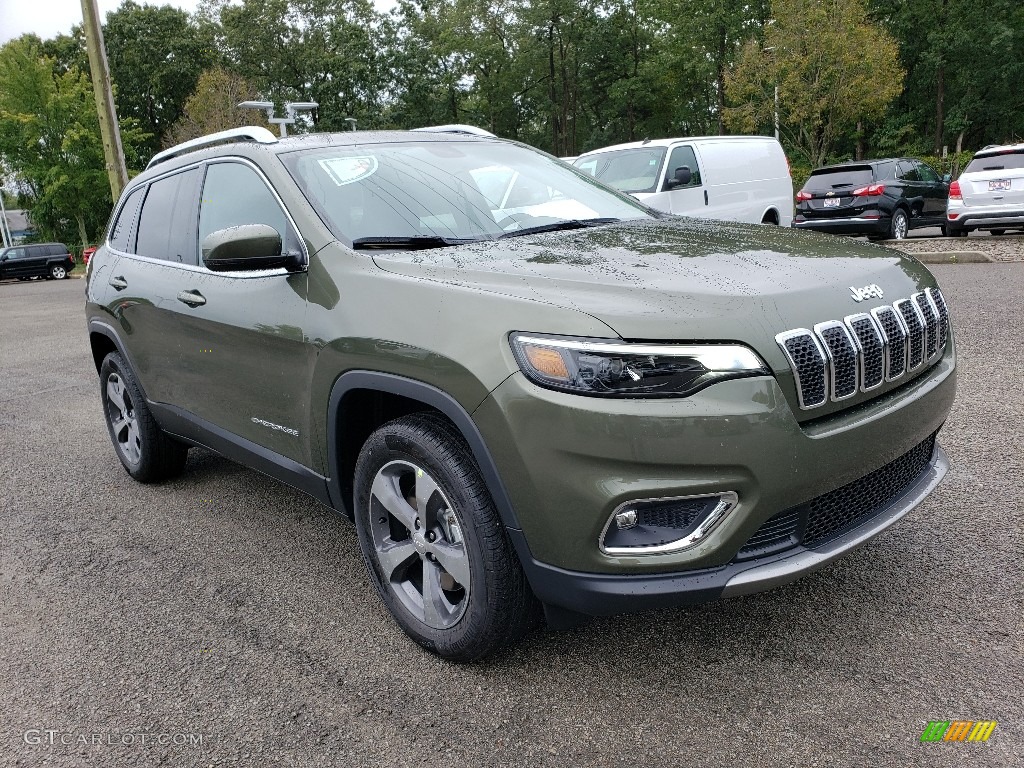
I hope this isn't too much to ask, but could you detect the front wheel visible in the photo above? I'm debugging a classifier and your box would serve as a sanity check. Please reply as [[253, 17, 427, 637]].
[[889, 209, 909, 240], [49, 264, 67, 279], [353, 413, 537, 661]]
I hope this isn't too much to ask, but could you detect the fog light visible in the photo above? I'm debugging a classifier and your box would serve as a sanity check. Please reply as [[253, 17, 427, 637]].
[[614, 509, 638, 529], [600, 492, 738, 556]]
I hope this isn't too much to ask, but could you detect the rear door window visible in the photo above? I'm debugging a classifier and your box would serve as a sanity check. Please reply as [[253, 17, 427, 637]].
[[665, 145, 702, 188], [804, 167, 873, 192], [136, 168, 203, 264], [109, 186, 146, 253]]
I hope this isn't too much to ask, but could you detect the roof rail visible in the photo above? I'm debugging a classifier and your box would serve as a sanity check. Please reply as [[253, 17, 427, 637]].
[[411, 124, 496, 138], [146, 126, 279, 170]]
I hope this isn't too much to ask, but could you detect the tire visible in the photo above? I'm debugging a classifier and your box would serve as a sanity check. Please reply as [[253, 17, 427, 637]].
[[889, 209, 909, 240], [49, 264, 67, 279], [353, 412, 537, 661], [948, 227, 968, 238], [990, 229, 1006, 236], [99, 352, 188, 482]]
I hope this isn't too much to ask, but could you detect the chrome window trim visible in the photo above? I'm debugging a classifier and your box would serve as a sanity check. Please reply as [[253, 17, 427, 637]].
[[843, 312, 885, 392], [104, 156, 308, 276], [813, 320, 860, 401], [775, 328, 829, 410], [870, 305, 909, 382], [598, 492, 739, 557], [893, 298, 926, 372]]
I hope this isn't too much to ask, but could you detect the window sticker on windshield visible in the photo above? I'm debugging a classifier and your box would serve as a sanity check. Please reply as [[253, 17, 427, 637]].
[[318, 156, 378, 186]]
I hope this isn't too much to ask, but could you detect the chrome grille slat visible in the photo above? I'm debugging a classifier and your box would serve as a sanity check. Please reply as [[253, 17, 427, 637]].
[[814, 321, 859, 400], [913, 291, 940, 360], [871, 305, 908, 381], [777, 290, 950, 411], [776, 329, 828, 409], [845, 313, 885, 391], [894, 298, 926, 371], [926, 288, 949, 352]]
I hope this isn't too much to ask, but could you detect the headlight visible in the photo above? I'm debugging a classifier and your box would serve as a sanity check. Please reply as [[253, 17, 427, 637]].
[[509, 333, 768, 398]]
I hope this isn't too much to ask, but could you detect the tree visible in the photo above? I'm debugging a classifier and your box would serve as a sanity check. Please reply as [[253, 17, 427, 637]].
[[0, 36, 145, 247], [218, 0, 390, 132], [104, 1, 216, 158], [164, 68, 270, 146], [725, 0, 903, 167]]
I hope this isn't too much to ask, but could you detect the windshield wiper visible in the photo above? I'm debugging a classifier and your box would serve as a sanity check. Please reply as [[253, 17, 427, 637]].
[[351, 235, 485, 250], [498, 218, 621, 239]]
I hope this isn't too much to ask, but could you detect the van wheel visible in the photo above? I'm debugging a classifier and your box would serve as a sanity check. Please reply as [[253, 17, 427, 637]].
[[100, 352, 188, 482], [49, 264, 67, 279], [990, 229, 1005, 236], [353, 413, 537, 661]]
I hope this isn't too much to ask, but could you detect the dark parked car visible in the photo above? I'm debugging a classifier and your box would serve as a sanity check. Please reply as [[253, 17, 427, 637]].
[[86, 127, 955, 660], [792, 158, 950, 240], [0, 242, 75, 280]]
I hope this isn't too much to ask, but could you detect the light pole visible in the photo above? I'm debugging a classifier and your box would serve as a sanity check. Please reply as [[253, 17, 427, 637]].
[[80, 0, 128, 201], [238, 101, 319, 137], [765, 20, 780, 142]]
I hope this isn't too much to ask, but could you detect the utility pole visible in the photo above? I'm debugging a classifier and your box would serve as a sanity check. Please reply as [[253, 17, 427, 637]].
[[80, 0, 128, 202]]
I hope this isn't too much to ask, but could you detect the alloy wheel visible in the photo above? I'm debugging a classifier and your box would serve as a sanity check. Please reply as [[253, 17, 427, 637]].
[[367, 459, 471, 629], [105, 373, 142, 465], [892, 212, 908, 240]]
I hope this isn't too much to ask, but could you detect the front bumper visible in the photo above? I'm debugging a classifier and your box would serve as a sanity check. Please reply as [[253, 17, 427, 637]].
[[791, 213, 890, 236], [512, 443, 948, 615]]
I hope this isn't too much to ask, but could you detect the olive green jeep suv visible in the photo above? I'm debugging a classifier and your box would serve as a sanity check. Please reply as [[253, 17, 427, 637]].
[[85, 126, 956, 660]]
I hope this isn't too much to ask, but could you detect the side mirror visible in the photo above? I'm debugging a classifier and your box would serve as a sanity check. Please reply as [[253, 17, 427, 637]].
[[666, 166, 693, 188], [942, 173, 952, 184], [201, 224, 300, 272]]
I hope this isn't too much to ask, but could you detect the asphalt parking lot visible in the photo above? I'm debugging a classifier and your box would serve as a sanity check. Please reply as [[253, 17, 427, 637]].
[[1, 270, 1021, 767]]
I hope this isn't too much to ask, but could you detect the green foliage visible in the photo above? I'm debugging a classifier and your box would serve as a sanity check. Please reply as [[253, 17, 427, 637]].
[[104, 1, 217, 155], [164, 68, 270, 146], [725, 0, 904, 168], [0, 36, 145, 246]]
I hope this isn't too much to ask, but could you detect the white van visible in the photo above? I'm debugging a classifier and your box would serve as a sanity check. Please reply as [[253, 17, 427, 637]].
[[573, 136, 793, 226]]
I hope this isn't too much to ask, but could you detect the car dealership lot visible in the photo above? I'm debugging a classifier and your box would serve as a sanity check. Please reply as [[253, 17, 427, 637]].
[[1, 274, 1021, 767]]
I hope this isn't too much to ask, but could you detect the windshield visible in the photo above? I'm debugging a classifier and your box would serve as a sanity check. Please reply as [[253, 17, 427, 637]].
[[572, 148, 667, 193], [280, 141, 652, 245]]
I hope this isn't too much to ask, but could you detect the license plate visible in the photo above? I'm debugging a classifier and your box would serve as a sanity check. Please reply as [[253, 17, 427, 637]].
[[823, 198, 841, 208], [989, 179, 1011, 191]]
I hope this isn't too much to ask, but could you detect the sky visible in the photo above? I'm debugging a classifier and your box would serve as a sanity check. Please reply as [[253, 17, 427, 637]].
[[1, 0, 203, 44]]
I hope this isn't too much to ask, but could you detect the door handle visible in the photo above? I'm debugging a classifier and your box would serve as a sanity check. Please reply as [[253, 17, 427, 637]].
[[109, 276, 128, 290], [704, 190, 709, 206], [177, 289, 206, 307]]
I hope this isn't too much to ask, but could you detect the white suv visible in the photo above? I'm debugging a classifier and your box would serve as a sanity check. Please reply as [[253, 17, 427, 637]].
[[947, 143, 1024, 236]]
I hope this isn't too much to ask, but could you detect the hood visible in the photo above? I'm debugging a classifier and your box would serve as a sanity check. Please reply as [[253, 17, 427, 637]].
[[370, 217, 935, 350]]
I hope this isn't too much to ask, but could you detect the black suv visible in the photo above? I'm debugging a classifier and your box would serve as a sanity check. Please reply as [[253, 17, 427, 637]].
[[0, 243, 75, 280], [792, 159, 950, 240]]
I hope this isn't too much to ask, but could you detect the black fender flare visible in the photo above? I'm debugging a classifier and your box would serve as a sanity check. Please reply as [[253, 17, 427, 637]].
[[325, 371, 525, 535], [87, 320, 149, 401]]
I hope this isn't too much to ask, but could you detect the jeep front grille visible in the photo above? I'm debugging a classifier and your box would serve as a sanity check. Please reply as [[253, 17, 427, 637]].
[[776, 289, 949, 411]]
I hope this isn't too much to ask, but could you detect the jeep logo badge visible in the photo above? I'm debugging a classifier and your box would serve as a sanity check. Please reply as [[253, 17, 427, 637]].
[[850, 284, 884, 302]]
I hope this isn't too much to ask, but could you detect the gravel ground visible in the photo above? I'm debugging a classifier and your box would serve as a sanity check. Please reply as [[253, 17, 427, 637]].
[[1, 275, 1021, 768], [886, 233, 1024, 262]]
